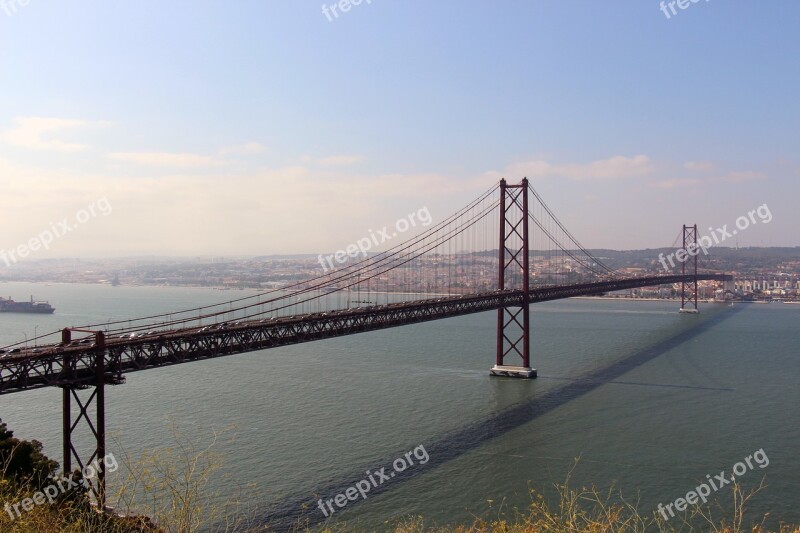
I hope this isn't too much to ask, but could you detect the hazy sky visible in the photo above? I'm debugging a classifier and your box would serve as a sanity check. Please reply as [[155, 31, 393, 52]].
[[1, 1, 798, 259]]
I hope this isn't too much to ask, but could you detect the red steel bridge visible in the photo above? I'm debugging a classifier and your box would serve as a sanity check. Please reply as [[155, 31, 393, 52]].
[[0, 179, 733, 506]]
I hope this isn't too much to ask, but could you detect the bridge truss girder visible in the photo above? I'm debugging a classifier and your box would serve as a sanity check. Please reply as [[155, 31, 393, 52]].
[[0, 274, 733, 396]]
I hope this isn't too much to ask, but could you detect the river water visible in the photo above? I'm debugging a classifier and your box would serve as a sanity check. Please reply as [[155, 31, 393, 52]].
[[1, 281, 797, 530]]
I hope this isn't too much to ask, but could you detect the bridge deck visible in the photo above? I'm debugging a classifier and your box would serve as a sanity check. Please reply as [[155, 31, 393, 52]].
[[0, 274, 732, 394]]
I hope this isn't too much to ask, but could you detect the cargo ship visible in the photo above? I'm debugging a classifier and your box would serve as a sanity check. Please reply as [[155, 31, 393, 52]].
[[0, 296, 55, 314]]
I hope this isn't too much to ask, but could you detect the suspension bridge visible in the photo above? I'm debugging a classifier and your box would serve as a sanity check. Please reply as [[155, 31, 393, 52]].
[[0, 178, 733, 505]]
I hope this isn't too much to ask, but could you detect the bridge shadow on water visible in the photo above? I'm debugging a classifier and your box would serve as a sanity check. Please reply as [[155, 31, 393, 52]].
[[250, 305, 745, 531]]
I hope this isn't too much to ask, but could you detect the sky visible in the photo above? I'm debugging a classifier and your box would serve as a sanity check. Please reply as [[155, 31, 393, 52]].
[[0, 0, 798, 259]]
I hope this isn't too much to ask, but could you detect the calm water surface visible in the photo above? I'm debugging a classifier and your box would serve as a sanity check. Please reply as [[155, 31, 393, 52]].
[[1, 282, 798, 530]]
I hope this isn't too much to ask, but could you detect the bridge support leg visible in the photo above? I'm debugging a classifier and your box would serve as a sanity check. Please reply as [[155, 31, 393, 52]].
[[491, 178, 537, 378], [60, 330, 108, 510], [679, 224, 700, 314], [724, 277, 736, 301]]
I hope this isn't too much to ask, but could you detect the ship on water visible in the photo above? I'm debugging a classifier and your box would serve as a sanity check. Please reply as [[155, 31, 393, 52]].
[[0, 296, 55, 314]]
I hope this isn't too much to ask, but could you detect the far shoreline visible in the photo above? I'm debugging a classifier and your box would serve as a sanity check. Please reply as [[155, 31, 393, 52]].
[[571, 296, 780, 304], [2, 280, 793, 304]]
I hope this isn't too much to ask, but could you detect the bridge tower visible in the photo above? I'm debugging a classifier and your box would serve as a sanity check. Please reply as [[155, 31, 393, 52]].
[[723, 276, 737, 301], [490, 178, 537, 378], [59, 328, 121, 510], [679, 224, 700, 314]]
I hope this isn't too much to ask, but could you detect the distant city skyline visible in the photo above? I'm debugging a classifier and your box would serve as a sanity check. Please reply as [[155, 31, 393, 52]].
[[1, 1, 798, 259]]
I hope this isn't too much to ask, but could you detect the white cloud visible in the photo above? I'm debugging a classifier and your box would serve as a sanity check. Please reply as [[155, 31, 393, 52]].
[[0, 154, 489, 257], [717, 171, 767, 183], [2, 117, 108, 152], [651, 166, 765, 188], [14, 146, 777, 257], [650, 178, 703, 190], [494, 155, 654, 181], [219, 142, 267, 155], [319, 155, 365, 166], [684, 161, 715, 172], [108, 152, 226, 168]]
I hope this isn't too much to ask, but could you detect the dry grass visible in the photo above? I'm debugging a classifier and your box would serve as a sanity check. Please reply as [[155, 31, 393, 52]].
[[3, 453, 799, 532], [316, 464, 799, 533]]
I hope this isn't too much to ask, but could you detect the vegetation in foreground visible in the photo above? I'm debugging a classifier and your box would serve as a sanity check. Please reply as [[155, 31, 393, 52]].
[[310, 467, 799, 533], [2, 417, 797, 532]]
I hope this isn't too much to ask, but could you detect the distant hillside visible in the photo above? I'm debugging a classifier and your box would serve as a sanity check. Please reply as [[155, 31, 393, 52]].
[[584, 247, 800, 273]]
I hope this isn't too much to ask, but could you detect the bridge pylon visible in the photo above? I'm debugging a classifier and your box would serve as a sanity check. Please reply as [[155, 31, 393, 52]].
[[723, 277, 737, 301], [490, 178, 537, 378], [59, 328, 122, 511], [679, 224, 700, 314]]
